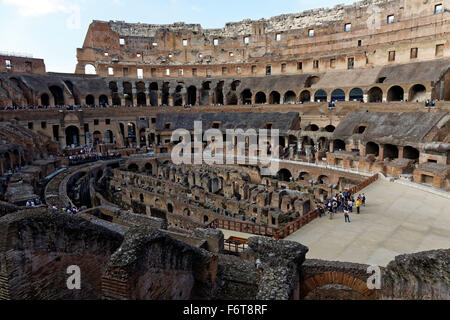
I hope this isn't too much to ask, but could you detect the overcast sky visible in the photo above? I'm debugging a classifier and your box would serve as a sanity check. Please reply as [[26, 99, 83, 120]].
[[0, 0, 356, 73]]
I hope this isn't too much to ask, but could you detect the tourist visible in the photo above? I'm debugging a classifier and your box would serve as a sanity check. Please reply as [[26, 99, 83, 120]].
[[362, 193, 366, 207], [348, 198, 353, 212], [332, 199, 338, 214], [344, 207, 351, 223], [356, 197, 361, 214], [26, 201, 31, 207]]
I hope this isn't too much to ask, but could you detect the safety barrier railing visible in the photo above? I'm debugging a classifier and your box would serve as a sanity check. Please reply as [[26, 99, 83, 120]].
[[207, 218, 277, 237]]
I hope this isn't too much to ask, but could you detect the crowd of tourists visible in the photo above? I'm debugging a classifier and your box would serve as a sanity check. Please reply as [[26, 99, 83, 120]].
[[318, 190, 367, 223]]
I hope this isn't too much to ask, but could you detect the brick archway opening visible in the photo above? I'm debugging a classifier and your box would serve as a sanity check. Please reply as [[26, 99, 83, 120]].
[[300, 272, 377, 300]]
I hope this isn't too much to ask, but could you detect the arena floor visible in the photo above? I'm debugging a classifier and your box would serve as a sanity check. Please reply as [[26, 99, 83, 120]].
[[285, 178, 450, 266]]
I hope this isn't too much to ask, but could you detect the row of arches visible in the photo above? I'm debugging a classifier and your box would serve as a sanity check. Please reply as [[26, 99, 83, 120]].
[[36, 81, 428, 107]]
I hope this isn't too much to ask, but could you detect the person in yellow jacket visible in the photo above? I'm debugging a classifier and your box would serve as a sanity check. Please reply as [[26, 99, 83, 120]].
[[356, 198, 361, 214]]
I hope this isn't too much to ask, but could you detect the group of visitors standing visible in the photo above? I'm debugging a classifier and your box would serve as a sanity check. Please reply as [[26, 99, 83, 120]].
[[318, 190, 367, 223]]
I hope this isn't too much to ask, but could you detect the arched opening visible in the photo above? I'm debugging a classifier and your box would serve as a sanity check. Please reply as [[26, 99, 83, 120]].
[[299, 172, 310, 181], [93, 131, 102, 145], [408, 84, 427, 102], [139, 128, 146, 146], [306, 124, 319, 132], [300, 90, 311, 103], [354, 125, 368, 134], [241, 89, 252, 105], [349, 88, 363, 101], [144, 163, 153, 174], [184, 209, 191, 217], [200, 82, 211, 105], [128, 163, 139, 172], [137, 92, 147, 106], [86, 95, 95, 106], [150, 82, 158, 106], [41, 93, 50, 106], [368, 87, 383, 103], [203, 215, 209, 223], [387, 86, 404, 102], [84, 64, 96, 75], [383, 144, 399, 159], [167, 203, 174, 213], [331, 89, 345, 101], [314, 90, 327, 102], [104, 130, 114, 144], [305, 76, 320, 88], [215, 81, 224, 105], [333, 139, 346, 151], [109, 81, 121, 106], [318, 175, 330, 185], [187, 86, 197, 105], [99, 95, 108, 107], [173, 85, 184, 106], [49, 86, 65, 106], [255, 92, 267, 104], [403, 146, 419, 160], [140, 194, 144, 203], [284, 91, 297, 104], [366, 142, 379, 157], [325, 125, 335, 133], [162, 82, 170, 105], [269, 91, 280, 104], [127, 122, 136, 142], [65, 126, 80, 147], [123, 82, 133, 106], [226, 91, 238, 105], [277, 169, 292, 182]]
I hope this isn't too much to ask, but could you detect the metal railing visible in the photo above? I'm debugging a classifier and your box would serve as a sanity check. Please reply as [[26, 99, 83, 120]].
[[208, 218, 277, 237]]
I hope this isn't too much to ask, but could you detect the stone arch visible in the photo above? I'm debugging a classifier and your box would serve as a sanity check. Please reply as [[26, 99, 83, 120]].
[[349, 88, 364, 101], [408, 84, 427, 102], [93, 130, 102, 145], [317, 175, 330, 185], [200, 81, 211, 105], [173, 84, 184, 106], [162, 82, 170, 105], [300, 272, 377, 300], [314, 90, 327, 102], [387, 86, 404, 102], [137, 92, 147, 106], [366, 142, 379, 156], [269, 91, 281, 104], [277, 168, 292, 182], [368, 87, 383, 103], [99, 95, 108, 107], [325, 125, 335, 133], [333, 139, 346, 151], [299, 172, 310, 181], [149, 82, 159, 106], [284, 91, 297, 103], [49, 86, 65, 106], [255, 91, 267, 104], [187, 85, 197, 105], [300, 90, 311, 103], [241, 89, 252, 105], [86, 95, 95, 106], [226, 91, 238, 105], [331, 89, 345, 101], [383, 144, 399, 159], [84, 64, 96, 75], [104, 130, 114, 144], [305, 124, 319, 132], [109, 82, 121, 106], [123, 82, 133, 106], [144, 162, 153, 174], [403, 146, 419, 160], [40, 93, 50, 106], [215, 81, 224, 105], [65, 126, 80, 147], [140, 194, 144, 203]]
